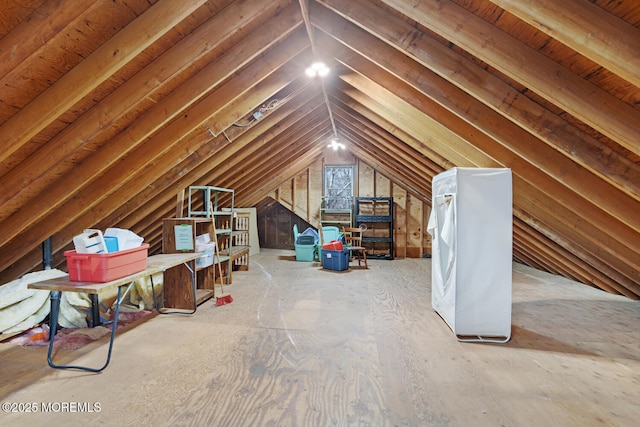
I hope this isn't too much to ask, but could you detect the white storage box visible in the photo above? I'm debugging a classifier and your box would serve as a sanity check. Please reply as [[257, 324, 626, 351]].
[[195, 242, 216, 269], [195, 233, 211, 244]]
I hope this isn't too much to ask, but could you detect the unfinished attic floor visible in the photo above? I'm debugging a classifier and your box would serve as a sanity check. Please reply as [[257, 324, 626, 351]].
[[1, 249, 639, 426]]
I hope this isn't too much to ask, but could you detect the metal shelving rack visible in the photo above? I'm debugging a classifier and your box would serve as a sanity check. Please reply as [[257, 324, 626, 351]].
[[355, 197, 394, 260]]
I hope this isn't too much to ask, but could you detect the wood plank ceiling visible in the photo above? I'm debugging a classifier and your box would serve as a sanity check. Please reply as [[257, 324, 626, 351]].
[[0, 0, 638, 298]]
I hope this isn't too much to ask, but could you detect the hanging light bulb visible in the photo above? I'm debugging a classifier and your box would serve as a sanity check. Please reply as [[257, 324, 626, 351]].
[[327, 138, 345, 150], [317, 64, 329, 77], [306, 62, 329, 78]]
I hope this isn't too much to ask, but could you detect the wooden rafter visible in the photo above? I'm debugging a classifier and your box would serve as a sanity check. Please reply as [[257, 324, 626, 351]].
[[490, 0, 640, 88], [299, 0, 338, 139]]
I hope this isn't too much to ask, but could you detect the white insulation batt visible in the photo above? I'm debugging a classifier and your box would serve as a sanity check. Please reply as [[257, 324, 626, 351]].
[[118, 272, 163, 313], [0, 269, 92, 334], [0, 270, 163, 335]]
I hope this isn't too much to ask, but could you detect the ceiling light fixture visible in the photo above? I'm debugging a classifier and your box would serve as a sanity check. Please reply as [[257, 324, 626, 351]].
[[327, 138, 345, 150], [306, 62, 329, 78]]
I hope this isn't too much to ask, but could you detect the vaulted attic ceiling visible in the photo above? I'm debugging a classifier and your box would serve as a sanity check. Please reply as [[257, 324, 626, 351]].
[[0, 0, 638, 298]]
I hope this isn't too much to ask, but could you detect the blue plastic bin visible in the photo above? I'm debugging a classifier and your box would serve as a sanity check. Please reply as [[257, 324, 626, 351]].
[[294, 225, 318, 261], [295, 246, 316, 262], [321, 248, 350, 271]]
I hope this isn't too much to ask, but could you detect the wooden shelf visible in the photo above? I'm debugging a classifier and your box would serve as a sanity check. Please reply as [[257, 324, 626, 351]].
[[231, 211, 251, 271], [221, 245, 250, 258], [196, 289, 214, 305], [162, 217, 230, 309], [162, 186, 252, 308]]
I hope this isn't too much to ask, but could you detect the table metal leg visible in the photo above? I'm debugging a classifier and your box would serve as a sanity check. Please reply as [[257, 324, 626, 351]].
[[89, 294, 101, 327], [150, 273, 158, 311], [46, 290, 61, 344], [46, 286, 123, 373]]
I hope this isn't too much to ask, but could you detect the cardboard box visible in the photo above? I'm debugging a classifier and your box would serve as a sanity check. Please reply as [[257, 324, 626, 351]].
[[322, 248, 350, 271], [65, 244, 149, 282]]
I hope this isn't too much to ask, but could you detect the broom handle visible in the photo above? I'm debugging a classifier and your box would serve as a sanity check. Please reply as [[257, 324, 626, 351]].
[[209, 202, 225, 295]]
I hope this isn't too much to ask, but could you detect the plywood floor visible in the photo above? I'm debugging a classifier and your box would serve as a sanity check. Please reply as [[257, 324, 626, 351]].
[[1, 249, 639, 426]]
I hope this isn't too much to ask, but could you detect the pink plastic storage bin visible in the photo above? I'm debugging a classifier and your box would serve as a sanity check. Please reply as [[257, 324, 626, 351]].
[[64, 244, 149, 282]]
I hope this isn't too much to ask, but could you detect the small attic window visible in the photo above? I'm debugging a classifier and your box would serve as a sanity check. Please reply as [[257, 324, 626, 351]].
[[324, 165, 353, 210]]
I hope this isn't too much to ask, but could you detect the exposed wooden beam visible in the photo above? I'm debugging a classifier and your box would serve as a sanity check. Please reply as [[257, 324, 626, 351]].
[[335, 68, 639, 296], [339, 127, 432, 200], [0, 0, 209, 164], [299, 0, 338, 139], [240, 144, 327, 208], [316, 0, 639, 198], [203, 107, 328, 185], [198, 96, 330, 194], [0, 0, 296, 219], [0, 31, 309, 272], [0, 0, 97, 80], [315, 26, 640, 235], [227, 116, 328, 179], [490, 0, 640, 88], [0, 11, 306, 246], [335, 72, 491, 168], [120, 87, 326, 233], [331, 84, 452, 172], [182, 92, 327, 208], [28, 62, 312, 276], [377, 0, 640, 155], [333, 105, 436, 198]]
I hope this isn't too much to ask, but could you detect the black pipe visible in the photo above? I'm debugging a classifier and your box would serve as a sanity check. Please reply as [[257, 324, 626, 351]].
[[42, 237, 52, 270]]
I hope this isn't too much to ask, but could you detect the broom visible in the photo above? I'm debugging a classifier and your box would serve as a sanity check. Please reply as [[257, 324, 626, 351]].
[[209, 202, 233, 306]]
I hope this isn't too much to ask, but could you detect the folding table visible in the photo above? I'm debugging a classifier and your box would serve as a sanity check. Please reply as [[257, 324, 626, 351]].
[[28, 253, 201, 373]]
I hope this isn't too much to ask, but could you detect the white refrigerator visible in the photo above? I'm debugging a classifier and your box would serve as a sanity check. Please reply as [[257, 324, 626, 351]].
[[427, 167, 512, 342]]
